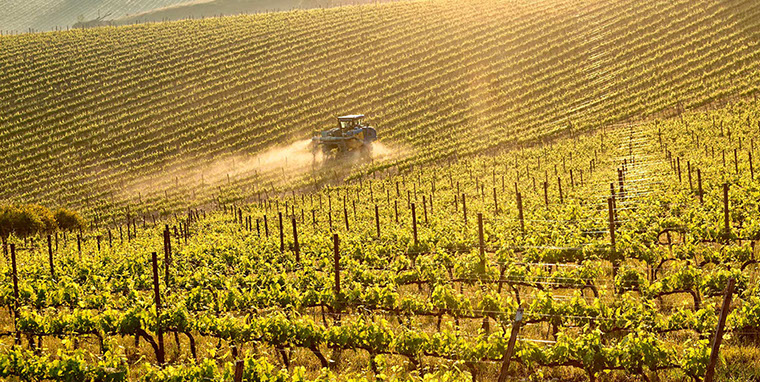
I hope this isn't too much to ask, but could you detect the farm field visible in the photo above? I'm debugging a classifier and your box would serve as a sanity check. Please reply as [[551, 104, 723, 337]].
[[1, 0, 760, 221], [1, 0, 760, 380], [2, 101, 760, 380]]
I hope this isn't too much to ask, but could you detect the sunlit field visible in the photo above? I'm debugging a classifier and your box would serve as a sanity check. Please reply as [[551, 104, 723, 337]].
[[1, 0, 760, 380]]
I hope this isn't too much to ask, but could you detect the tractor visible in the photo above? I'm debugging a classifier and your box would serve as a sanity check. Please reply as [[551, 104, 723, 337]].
[[311, 114, 377, 159]]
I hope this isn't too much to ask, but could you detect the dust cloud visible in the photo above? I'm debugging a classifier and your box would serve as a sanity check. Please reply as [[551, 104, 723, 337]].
[[114, 138, 407, 204], [369, 141, 398, 159], [229, 139, 321, 176]]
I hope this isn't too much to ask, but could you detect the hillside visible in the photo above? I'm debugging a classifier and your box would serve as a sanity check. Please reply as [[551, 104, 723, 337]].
[[114, 0, 395, 25], [1, 0, 759, 220], [0, 0, 187, 33], [3, 0, 760, 379], [2, 99, 760, 380]]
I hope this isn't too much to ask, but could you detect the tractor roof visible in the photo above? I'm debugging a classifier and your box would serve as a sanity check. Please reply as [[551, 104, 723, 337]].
[[338, 114, 364, 120]]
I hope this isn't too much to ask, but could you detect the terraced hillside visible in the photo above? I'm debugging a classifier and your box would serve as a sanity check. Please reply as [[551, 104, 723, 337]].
[[1, 0, 759, 221]]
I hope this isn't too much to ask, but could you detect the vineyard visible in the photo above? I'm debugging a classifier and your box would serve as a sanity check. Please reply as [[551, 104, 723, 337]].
[[1, 0, 760, 221], [2, 0, 760, 380], [114, 0, 400, 26], [1, 99, 760, 380]]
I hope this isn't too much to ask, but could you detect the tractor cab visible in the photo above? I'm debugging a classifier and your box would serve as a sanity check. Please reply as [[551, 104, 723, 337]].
[[312, 114, 378, 157], [338, 114, 365, 131]]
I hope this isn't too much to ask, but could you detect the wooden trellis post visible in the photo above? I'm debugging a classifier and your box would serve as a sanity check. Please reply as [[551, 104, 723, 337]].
[[292, 217, 300, 263], [608, 197, 617, 279], [234, 360, 244, 382], [697, 169, 703, 204], [704, 278, 736, 382], [10, 244, 19, 344], [333, 234, 341, 321], [151, 252, 165, 364], [411, 203, 418, 247], [497, 308, 523, 382], [478, 213, 485, 269], [278, 212, 284, 251], [163, 225, 171, 286], [374, 205, 380, 237], [517, 192, 525, 234]]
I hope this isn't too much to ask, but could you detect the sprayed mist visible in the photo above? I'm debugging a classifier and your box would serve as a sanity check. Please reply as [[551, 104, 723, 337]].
[[225, 139, 321, 178], [115, 138, 409, 204], [370, 141, 399, 160]]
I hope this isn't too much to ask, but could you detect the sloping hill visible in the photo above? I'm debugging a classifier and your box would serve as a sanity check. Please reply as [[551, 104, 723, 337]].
[[115, 0, 392, 25], [1, 0, 759, 217], [0, 0, 187, 33]]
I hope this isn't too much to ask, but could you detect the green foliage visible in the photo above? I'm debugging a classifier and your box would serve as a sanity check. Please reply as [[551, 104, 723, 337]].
[[28, 204, 57, 233], [3, 22, 760, 380], [0, 204, 44, 240], [0, 345, 127, 381], [2, 0, 760, 224], [0, 205, 20, 240], [54, 208, 86, 232]]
